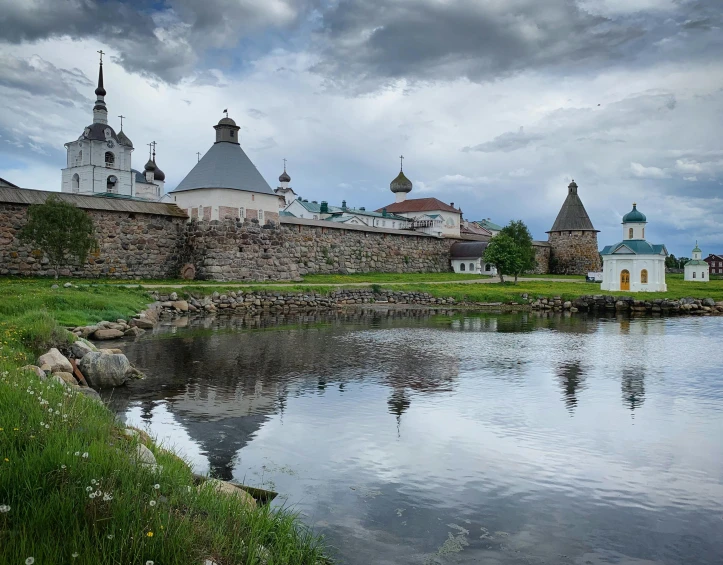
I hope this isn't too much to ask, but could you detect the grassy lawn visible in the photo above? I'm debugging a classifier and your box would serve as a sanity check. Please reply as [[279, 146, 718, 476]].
[[0, 280, 328, 564], [301, 272, 491, 284]]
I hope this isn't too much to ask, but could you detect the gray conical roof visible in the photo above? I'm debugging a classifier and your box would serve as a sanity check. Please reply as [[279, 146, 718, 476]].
[[172, 142, 273, 194], [548, 181, 597, 232]]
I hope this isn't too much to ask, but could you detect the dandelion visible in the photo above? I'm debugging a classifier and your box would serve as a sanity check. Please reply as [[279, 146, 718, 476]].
[[61, 465, 66, 469], [39, 422, 44, 426], [103, 493, 113, 501], [146, 531, 154, 537], [3, 458, 8, 462], [74, 451, 80, 456], [45, 424, 50, 429], [95, 490, 101, 497], [0, 504, 10, 513], [86, 486, 92, 492], [13, 428, 18, 431], [82, 452, 89, 458], [72, 553, 79, 558], [26, 558, 35, 565], [149, 500, 156, 507], [89, 493, 96, 499], [146, 561, 154, 565], [154, 484, 160, 490], [91, 479, 97, 485], [107, 534, 114, 540]]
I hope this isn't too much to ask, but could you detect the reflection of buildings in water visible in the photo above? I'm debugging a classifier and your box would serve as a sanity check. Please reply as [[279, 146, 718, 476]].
[[387, 388, 411, 436], [120, 309, 463, 478], [621, 367, 645, 413], [555, 361, 587, 413]]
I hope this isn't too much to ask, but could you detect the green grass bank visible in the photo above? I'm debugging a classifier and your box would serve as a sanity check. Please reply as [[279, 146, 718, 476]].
[[0, 281, 328, 564]]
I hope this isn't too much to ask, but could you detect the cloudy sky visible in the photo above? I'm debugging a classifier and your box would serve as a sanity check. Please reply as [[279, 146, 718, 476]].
[[0, 0, 721, 255]]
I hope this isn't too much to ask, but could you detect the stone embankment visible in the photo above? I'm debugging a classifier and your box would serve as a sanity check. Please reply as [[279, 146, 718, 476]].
[[530, 294, 723, 315], [149, 289, 457, 316]]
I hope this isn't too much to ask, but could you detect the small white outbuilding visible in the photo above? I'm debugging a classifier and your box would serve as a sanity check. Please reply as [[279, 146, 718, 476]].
[[600, 203, 668, 292], [684, 242, 709, 282]]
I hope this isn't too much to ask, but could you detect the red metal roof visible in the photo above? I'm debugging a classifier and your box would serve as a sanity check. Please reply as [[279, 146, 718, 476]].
[[376, 198, 460, 214]]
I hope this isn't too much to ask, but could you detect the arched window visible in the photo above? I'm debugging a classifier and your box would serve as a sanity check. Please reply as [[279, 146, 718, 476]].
[[485, 263, 491, 272], [105, 152, 115, 168], [628, 227, 634, 239], [72, 173, 80, 193], [460, 263, 466, 272], [642, 228, 645, 239], [693, 272, 696, 279], [641, 269, 648, 284], [702, 272, 705, 279], [469, 263, 475, 272]]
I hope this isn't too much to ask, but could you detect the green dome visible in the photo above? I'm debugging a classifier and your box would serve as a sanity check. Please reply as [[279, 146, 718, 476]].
[[693, 242, 701, 253], [622, 203, 646, 223]]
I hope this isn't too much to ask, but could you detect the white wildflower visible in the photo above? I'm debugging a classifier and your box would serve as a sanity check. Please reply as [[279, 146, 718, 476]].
[[95, 490, 101, 497], [0, 504, 10, 513], [146, 561, 154, 565], [149, 500, 156, 507], [107, 534, 114, 540], [61, 465, 66, 469], [82, 452, 89, 458], [103, 493, 113, 501], [154, 484, 160, 490], [45, 424, 50, 429], [91, 479, 97, 485], [72, 553, 79, 558], [39, 422, 44, 426], [26, 558, 35, 565], [89, 493, 96, 499], [74, 451, 80, 456], [86, 486, 92, 492]]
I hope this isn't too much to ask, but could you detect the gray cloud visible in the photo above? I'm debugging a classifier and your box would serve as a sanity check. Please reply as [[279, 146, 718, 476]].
[[463, 127, 544, 153], [0, 0, 306, 83], [311, 0, 723, 90], [0, 54, 92, 106]]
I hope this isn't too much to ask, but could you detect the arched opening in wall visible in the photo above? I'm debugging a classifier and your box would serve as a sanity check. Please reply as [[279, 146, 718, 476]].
[[460, 263, 466, 272], [642, 228, 645, 239], [105, 152, 115, 168], [620, 269, 630, 290], [693, 272, 696, 279], [628, 228, 634, 239], [641, 269, 648, 284], [702, 272, 705, 279], [72, 174, 80, 193], [107, 175, 118, 193], [469, 263, 475, 272], [485, 263, 491, 272]]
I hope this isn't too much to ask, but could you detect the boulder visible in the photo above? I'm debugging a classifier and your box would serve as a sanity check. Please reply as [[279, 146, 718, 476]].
[[50, 375, 67, 386], [37, 348, 73, 373], [79, 352, 132, 388], [71, 338, 98, 359], [131, 318, 154, 329], [200, 479, 256, 509], [74, 386, 103, 403], [21, 365, 47, 380], [124, 326, 144, 337], [92, 329, 125, 340], [53, 372, 79, 386], [99, 348, 123, 355], [63, 282, 72, 288], [172, 300, 189, 312], [169, 292, 178, 301], [78, 325, 99, 338], [702, 298, 716, 307], [135, 443, 157, 466]]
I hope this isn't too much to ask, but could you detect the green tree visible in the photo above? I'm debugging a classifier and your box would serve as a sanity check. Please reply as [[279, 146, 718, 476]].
[[484, 233, 523, 283], [665, 254, 677, 269], [19, 196, 98, 279], [499, 220, 537, 282]]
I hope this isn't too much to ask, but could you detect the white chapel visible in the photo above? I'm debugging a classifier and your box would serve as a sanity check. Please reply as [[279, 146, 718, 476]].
[[600, 203, 668, 292], [684, 242, 709, 282], [61, 53, 164, 200]]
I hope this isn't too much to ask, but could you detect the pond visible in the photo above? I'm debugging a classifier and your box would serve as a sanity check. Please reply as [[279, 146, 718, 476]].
[[104, 309, 723, 565]]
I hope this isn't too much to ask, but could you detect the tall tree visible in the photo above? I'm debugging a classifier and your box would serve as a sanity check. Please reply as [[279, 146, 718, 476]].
[[19, 196, 98, 279], [499, 220, 537, 282], [483, 233, 523, 283]]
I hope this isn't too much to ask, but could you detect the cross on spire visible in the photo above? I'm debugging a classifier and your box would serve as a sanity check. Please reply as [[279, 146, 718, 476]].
[[98, 50, 105, 64], [118, 115, 125, 130], [283, 158, 287, 171], [196, 151, 202, 162], [399, 155, 404, 172], [147, 142, 153, 159], [151, 141, 157, 160]]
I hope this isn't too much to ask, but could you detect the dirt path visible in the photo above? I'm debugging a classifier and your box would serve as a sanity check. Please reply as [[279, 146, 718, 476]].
[[133, 276, 585, 289]]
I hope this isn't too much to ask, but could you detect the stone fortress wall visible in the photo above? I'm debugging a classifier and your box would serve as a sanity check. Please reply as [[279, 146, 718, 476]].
[[0, 188, 554, 280], [548, 231, 601, 275]]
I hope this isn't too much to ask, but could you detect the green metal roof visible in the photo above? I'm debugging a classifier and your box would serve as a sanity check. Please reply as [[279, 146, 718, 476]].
[[622, 203, 647, 223], [475, 219, 503, 231], [686, 259, 708, 266], [601, 240, 667, 256], [692, 244, 701, 253]]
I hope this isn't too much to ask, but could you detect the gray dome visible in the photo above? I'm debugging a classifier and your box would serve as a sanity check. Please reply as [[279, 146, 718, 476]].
[[144, 159, 156, 172], [279, 170, 291, 183], [117, 130, 133, 148], [218, 117, 237, 127], [153, 162, 166, 181], [81, 123, 119, 143], [390, 171, 412, 193]]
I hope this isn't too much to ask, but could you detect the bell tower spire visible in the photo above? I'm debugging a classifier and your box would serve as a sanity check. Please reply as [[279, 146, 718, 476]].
[[93, 50, 108, 125]]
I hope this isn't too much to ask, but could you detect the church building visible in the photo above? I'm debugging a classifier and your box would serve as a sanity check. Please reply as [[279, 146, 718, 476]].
[[170, 115, 280, 224], [684, 242, 709, 282], [600, 203, 668, 292], [61, 54, 164, 200]]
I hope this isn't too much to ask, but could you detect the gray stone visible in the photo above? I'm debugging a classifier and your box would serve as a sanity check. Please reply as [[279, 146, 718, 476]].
[[703, 298, 716, 307], [63, 282, 72, 288], [37, 348, 73, 373], [78, 325, 99, 338], [131, 318, 155, 329], [51, 284, 59, 290], [135, 443, 157, 466], [71, 338, 97, 359], [21, 365, 46, 380], [53, 371, 78, 385], [124, 326, 144, 337], [172, 300, 189, 311], [75, 386, 103, 403], [200, 479, 256, 509], [79, 352, 132, 388], [92, 328, 125, 340]]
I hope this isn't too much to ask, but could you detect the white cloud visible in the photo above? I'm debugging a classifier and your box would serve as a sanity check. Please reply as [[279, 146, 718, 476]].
[[630, 162, 670, 179]]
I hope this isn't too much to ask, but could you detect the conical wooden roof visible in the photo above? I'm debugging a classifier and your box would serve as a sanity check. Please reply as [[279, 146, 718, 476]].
[[547, 180, 597, 232]]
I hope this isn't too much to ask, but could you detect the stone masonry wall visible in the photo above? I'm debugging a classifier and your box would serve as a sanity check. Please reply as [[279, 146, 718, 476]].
[[184, 219, 455, 281], [0, 202, 186, 278], [548, 231, 601, 275], [532, 244, 551, 274]]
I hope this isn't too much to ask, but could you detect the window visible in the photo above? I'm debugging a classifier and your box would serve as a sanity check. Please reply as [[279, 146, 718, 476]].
[[628, 228, 634, 239], [230, 130, 234, 137], [642, 228, 645, 239], [693, 272, 696, 279], [485, 263, 491, 272], [106, 175, 117, 193], [72, 173, 80, 193], [239, 207, 245, 219], [259, 210, 264, 224], [641, 269, 648, 284], [702, 272, 705, 279], [469, 263, 475, 272], [460, 263, 466, 271]]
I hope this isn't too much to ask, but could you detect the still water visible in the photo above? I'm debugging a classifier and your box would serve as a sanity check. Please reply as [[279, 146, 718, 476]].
[[105, 310, 723, 565]]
